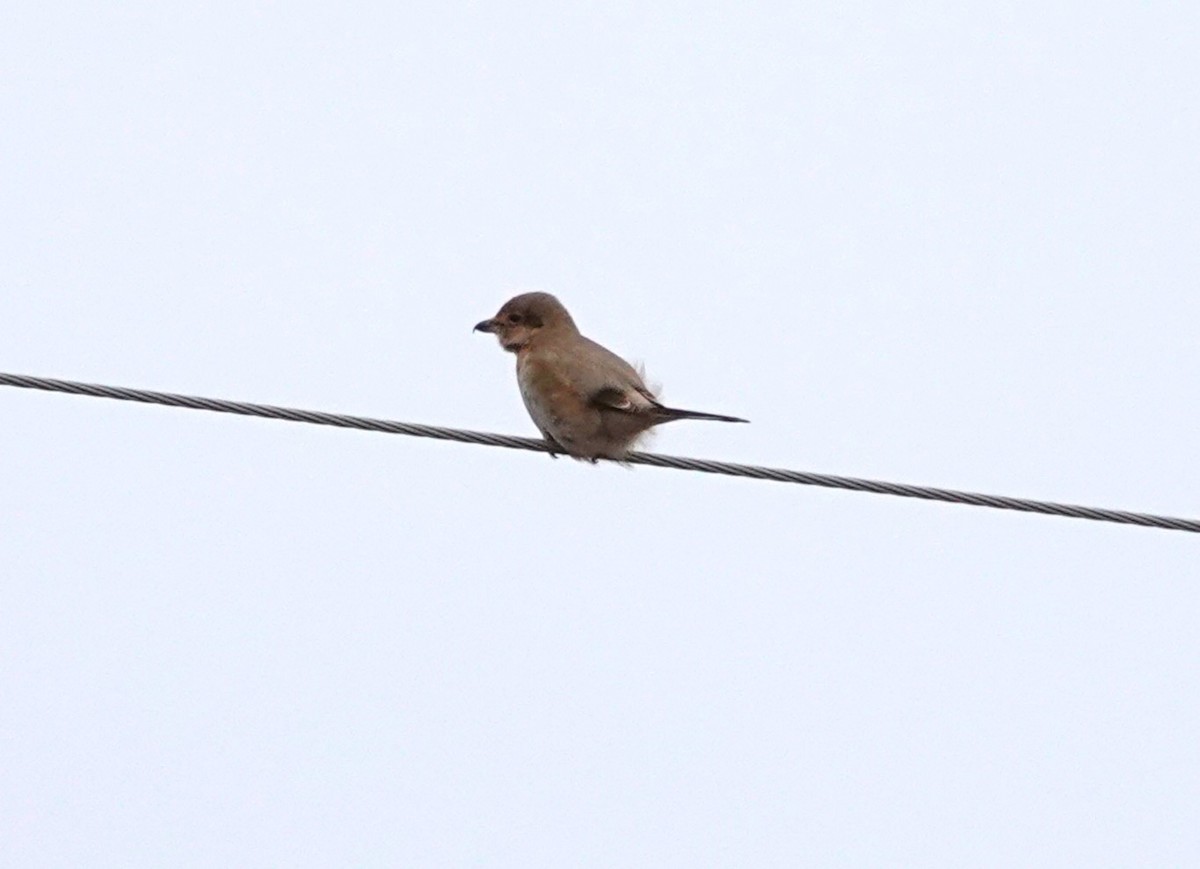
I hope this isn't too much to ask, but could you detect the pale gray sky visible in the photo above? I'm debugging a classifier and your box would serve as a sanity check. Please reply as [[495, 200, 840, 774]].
[[2, 2, 1198, 866]]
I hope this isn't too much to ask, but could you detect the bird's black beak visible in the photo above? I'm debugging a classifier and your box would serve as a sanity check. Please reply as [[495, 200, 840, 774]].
[[473, 318, 495, 334]]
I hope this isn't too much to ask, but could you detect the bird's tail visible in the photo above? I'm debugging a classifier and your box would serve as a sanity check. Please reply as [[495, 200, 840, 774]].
[[655, 405, 749, 424]]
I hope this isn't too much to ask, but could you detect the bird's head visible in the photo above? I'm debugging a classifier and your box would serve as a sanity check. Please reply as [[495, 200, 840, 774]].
[[474, 292, 578, 353]]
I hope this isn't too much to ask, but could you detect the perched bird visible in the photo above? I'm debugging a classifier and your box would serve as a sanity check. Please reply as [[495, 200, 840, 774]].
[[474, 292, 747, 461]]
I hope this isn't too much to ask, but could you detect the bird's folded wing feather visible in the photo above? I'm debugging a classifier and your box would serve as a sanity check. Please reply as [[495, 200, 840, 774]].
[[571, 337, 660, 414]]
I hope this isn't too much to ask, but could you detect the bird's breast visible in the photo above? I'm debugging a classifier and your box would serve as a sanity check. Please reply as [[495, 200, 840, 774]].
[[517, 350, 590, 428]]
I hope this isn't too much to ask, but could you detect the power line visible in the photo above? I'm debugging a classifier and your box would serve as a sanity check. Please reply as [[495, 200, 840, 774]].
[[1, 371, 1196, 535]]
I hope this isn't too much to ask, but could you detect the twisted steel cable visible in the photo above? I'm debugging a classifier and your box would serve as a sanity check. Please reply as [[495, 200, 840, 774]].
[[2, 371, 1197, 534]]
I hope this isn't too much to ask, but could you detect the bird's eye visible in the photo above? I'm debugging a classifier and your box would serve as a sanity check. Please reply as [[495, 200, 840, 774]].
[[507, 313, 523, 324]]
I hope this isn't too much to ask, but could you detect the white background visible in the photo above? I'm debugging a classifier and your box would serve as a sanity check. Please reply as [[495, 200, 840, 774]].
[[2, 3, 1198, 865]]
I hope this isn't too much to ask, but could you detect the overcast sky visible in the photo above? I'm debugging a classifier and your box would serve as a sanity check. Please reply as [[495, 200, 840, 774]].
[[2, 2, 1198, 866]]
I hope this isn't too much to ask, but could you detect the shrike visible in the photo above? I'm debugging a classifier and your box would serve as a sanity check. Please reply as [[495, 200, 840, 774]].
[[475, 292, 746, 461]]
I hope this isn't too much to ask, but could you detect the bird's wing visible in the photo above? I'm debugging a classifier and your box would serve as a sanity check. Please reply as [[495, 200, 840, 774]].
[[574, 338, 659, 414], [590, 385, 639, 412]]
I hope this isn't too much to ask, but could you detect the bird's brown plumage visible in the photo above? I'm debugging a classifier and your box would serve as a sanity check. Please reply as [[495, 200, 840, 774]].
[[475, 292, 747, 461]]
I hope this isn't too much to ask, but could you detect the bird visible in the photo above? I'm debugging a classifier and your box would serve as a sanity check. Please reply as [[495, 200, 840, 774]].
[[474, 292, 747, 461]]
